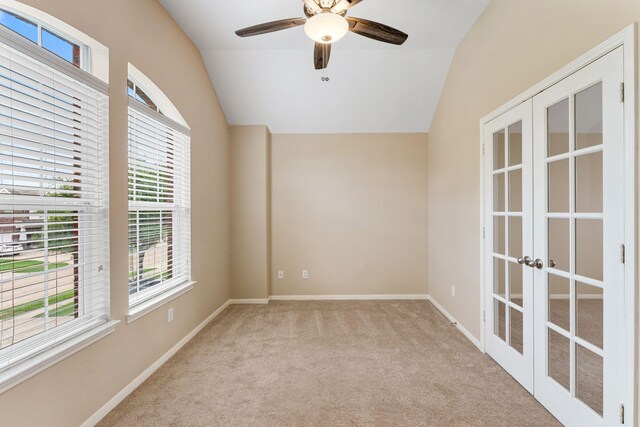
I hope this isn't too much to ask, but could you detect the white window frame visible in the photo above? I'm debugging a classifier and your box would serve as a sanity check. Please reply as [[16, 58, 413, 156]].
[[0, 3, 88, 70], [126, 65, 192, 322], [0, 8, 116, 394], [0, 0, 108, 84]]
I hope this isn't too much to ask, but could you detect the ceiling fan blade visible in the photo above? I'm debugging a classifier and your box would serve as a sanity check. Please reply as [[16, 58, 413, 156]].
[[302, 0, 322, 14], [331, 0, 364, 14], [235, 18, 306, 38], [314, 43, 331, 70], [347, 17, 408, 45]]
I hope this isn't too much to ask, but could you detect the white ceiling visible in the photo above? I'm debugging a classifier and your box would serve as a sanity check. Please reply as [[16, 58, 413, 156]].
[[159, 0, 491, 134]]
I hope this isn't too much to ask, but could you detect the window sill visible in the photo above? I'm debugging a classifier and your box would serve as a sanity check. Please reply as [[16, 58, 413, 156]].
[[0, 320, 119, 395], [127, 281, 196, 324]]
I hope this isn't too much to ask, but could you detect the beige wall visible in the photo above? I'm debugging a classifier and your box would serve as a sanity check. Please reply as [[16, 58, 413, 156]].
[[0, 1, 230, 425], [427, 0, 639, 339], [271, 133, 428, 296], [230, 125, 271, 300]]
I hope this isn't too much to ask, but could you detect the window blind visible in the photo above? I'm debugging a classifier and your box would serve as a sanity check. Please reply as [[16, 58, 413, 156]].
[[128, 99, 190, 306], [0, 29, 109, 370]]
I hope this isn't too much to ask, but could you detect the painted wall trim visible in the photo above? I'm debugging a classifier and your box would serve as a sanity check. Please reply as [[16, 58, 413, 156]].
[[426, 296, 483, 351], [82, 300, 231, 427], [228, 299, 269, 305]]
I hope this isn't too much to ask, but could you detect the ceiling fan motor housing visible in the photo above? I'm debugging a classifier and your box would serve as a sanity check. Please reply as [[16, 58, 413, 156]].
[[304, 12, 349, 44], [319, 0, 336, 8]]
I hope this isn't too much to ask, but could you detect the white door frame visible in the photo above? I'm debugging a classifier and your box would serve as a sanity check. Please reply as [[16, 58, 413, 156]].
[[478, 24, 636, 425]]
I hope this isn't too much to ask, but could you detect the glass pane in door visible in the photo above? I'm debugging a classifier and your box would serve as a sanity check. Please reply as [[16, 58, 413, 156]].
[[494, 257, 505, 298], [494, 129, 505, 170], [575, 151, 603, 213], [576, 344, 603, 416], [509, 122, 523, 166], [543, 82, 605, 417], [548, 98, 569, 156], [509, 261, 523, 306], [492, 122, 526, 352], [548, 328, 570, 391], [494, 216, 505, 254], [494, 174, 505, 211], [548, 274, 570, 332], [576, 219, 603, 281], [576, 282, 603, 349], [508, 216, 522, 258], [548, 159, 569, 212], [509, 170, 522, 212], [510, 307, 524, 354], [548, 218, 569, 272], [506, 121, 524, 350], [575, 83, 603, 150], [495, 299, 506, 341]]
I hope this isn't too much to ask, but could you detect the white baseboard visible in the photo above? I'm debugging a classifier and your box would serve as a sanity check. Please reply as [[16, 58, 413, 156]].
[[426, 296, 483, 351], [81, 300, 231, 427], [268, 294, 430, 301], [228, 298, 269, 305]]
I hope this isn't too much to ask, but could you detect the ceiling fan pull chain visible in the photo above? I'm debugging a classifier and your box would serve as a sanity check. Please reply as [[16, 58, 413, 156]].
[[321, 68, 330, 82]]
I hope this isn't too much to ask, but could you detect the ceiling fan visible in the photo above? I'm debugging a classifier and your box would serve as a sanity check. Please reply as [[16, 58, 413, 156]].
[[235, 0, 408, 70]]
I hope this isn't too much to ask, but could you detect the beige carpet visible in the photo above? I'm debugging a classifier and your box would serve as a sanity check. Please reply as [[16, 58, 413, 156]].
[[99, 301, 560, 426]]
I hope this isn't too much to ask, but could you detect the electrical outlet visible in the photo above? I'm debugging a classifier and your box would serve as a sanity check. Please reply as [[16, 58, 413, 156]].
[[302, 270, 309, 279], [168, 307, 174, 323], [278, 270, 284, 280], [451, 286, 456, 297]]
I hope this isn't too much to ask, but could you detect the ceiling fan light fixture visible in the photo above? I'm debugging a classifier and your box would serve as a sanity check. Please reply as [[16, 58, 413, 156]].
[[304, 12, 348, 44]]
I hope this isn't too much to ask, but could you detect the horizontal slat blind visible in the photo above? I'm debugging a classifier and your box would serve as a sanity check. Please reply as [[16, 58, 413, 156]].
[[128, 101, 190, 305], [0, 35, 109, 370]]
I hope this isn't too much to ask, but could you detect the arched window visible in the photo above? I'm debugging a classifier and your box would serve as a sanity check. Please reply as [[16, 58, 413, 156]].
[[128, 79, 161, 113], [126, 64, 191, 312]]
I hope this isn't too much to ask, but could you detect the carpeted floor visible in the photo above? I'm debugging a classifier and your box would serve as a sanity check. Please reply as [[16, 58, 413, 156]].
[[99, 301, 560, 426]]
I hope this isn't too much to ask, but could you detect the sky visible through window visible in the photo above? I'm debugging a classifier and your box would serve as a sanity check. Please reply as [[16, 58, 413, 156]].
[[0, 9, 81, 67], [0, 9, 36, 43], [42, 28, 79, 66]]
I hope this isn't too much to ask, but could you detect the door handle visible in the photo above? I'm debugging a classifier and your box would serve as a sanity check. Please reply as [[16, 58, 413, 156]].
[[527, 258, 544, 269], [517, 256, 531, 265]]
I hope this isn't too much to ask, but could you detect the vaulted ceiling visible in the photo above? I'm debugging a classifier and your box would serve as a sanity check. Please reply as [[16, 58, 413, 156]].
[[159, 0, 491, 134]]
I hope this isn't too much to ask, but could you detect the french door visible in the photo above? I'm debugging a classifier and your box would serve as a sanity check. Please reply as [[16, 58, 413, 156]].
[[484, 47, 627, 426], [484, 100, 534, 393]]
